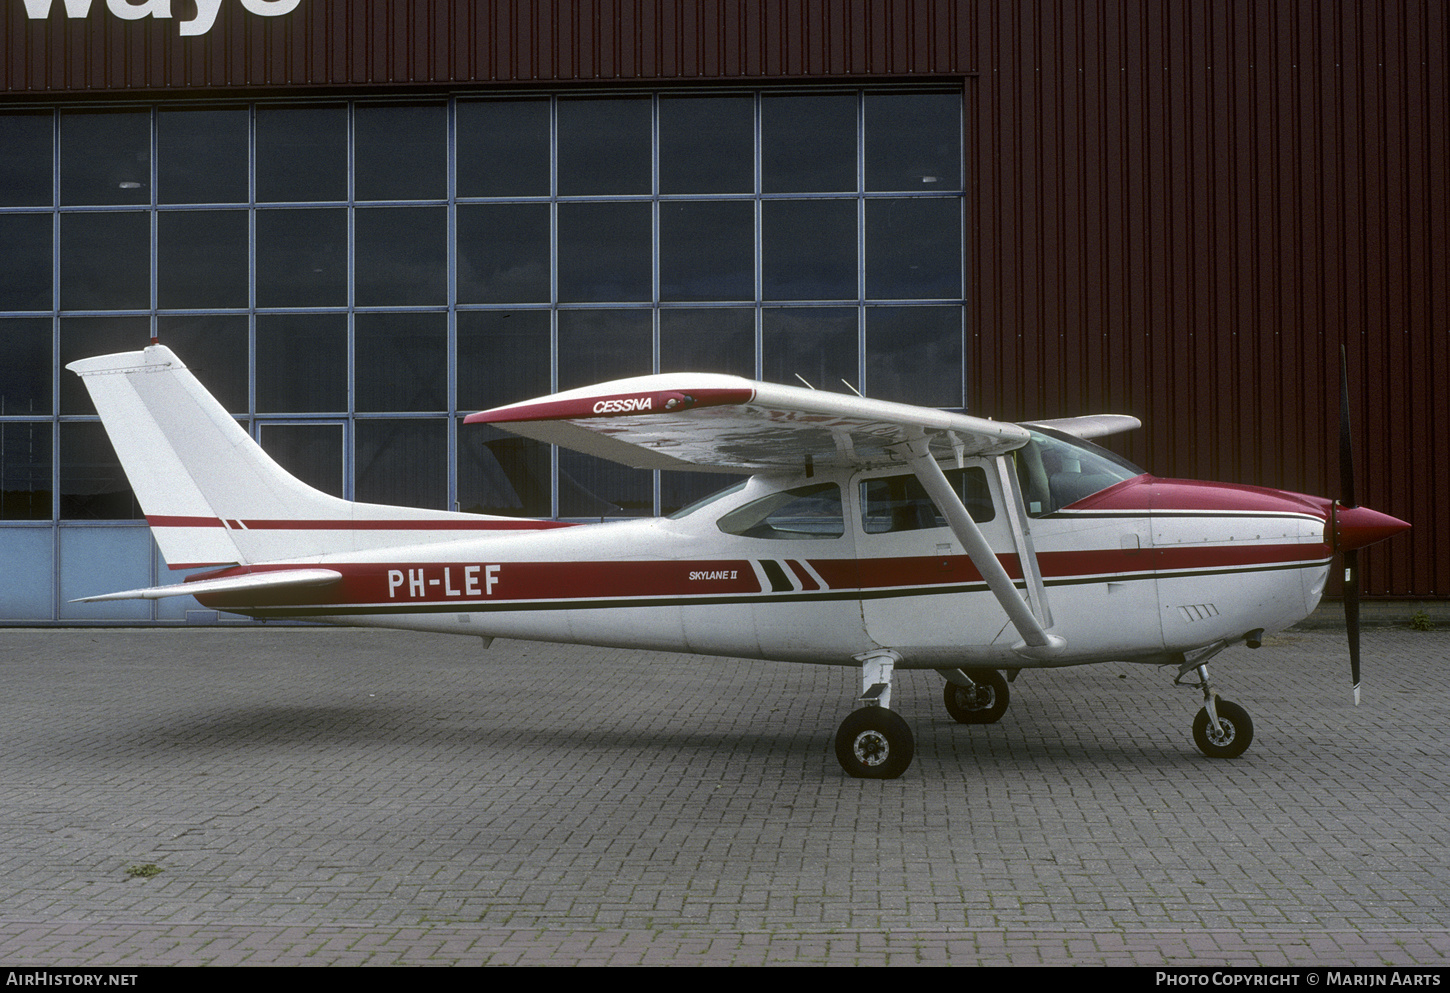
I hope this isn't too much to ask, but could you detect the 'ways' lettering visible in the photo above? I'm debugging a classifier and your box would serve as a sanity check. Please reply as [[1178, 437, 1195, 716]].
[[21, 0, 302, 37]]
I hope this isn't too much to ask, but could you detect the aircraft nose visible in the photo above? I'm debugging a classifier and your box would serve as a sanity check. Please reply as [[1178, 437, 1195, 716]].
[[1330, 504, 1411, 552]]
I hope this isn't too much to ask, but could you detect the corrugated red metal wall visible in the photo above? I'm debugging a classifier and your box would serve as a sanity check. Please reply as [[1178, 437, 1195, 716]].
[[2, 0, 1444, 596], [964, 1, 1448, 598]]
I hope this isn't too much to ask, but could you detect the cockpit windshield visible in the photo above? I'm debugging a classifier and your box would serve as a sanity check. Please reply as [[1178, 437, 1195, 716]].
[[1013, 428, 1145, 516]]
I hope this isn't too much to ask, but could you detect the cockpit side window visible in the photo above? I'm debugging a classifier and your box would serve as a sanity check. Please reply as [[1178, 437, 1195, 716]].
[[1013, 428, 1144, 516], [860, 467, 994, 534], [717, 482, 845, 539]]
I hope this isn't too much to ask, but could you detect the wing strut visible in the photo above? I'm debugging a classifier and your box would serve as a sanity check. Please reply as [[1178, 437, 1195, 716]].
[[903, 440, 1065, 661], [993, 454, 1054, 630]]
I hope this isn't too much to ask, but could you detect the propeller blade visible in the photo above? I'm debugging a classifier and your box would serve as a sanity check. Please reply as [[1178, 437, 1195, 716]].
[[1339, 345, 1357, 511], [1344, 547, 1361, 705], [1339, 345, 1361, 704]]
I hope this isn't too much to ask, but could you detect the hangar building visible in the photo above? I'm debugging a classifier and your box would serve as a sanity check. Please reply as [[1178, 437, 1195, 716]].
[[0, 1, 1443, 622]]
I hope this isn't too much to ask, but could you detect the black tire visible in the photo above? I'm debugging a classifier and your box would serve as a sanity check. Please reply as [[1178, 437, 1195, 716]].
[[1192, 700, 1254, 759], [942, 668, 1010, 724], [834, 707, 915, 779]]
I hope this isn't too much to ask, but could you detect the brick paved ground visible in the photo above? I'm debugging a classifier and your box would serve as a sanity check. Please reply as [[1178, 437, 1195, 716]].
[[0, 624, 1446, 966]]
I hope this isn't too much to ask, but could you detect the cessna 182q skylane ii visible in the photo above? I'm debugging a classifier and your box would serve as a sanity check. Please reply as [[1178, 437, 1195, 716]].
[[70, 344, 1408, 778]]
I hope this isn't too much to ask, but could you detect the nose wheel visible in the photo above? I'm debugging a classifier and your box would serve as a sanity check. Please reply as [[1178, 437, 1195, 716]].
[[1192, 699, 1253, 759], [1177, 656, 1255, 759]]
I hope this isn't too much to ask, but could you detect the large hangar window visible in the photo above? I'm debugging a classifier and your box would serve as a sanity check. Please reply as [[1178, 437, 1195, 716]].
[[0, 87, 964, 617]]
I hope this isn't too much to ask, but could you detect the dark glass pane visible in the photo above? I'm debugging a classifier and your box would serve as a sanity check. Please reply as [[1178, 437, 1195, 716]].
[[0, 112, 54, 207], [59, 316, 151, 414], [355, 103, 447, 201], [255, 314, 347, 413], [456, 203, 550, 304], [659, 308, 755, 377], [157, 210, 250, 309], [157, 108, 248, 204], [558, 448, 653, 519], [154, 315, 249, 413], [255, 207, 348, 307], [864, 198, 962, 300], [0, 319, 52, 415], [0, 420, 51, 520], [865, 306, 963, 407], [459, 423, 550, 518], [761, 200, 857, 301], [355, 312, 447, 412], [0, 214, 52, 310], [556, 308, 654, 518], [557, 97, 651, 196], [457, 99, 550, 198], [657, 306, 756, 517], [457, 309, 550, 411], [259, 423, 344, 498], [557, 202, 651, 302], [761, 94, 856, 193], [356, 419, 448, 510], [59, 111, 151, 206], [556, 309, 652, 390], [661, 470, 738, 518], [865, 92, 962, 192], [762, 307, 858, 394], [659, 95, 754, 194], [256, 105, 348, 202], [59, 421, 140, 520], [659, 201, 754, 302], [355, 206, 447, 306], [59, 211, 150, 311]]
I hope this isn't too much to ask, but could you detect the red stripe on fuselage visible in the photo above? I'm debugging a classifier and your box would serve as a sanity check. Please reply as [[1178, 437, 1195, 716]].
[[147, 515, 574, 532], [189, 540, 1326, 612]]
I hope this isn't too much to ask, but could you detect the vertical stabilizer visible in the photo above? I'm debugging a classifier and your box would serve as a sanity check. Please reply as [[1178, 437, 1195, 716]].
[[68, 345, 541, 568]]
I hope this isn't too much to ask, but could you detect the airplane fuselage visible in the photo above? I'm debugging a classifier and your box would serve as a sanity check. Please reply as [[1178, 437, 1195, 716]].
[[192, 466, 1332, 671]]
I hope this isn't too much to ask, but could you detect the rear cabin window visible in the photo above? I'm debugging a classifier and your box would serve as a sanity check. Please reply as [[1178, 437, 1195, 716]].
[[860, 467, 994, 534], [716, 482, 845, 539]]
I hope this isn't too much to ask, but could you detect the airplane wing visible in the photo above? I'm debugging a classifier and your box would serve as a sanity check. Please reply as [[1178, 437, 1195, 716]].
[[465, 374, 1032, 473], [1022, 414, 1141, 440], [72, 568, 342, 603]]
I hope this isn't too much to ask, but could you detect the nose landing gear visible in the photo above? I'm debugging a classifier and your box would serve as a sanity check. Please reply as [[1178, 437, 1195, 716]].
[[1176, 652, 1255, 759]]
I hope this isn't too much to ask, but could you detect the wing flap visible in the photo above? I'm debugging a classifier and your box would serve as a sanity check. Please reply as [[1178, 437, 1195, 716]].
[[466, 375, 1032, 473]]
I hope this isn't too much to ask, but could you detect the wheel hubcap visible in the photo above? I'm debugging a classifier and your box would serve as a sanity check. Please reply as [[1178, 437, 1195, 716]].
[[958, 687, 993, 711], [1206, 718, 1236, 746], [853, 731, 889, 765]]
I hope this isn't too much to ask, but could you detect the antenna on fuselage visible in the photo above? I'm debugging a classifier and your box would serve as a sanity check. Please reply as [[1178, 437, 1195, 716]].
[[794, 374, 816, 389]]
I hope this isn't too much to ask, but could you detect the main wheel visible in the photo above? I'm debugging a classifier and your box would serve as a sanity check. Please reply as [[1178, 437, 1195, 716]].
[[942, 668, 1010, 724], [1192, 700, 1254, 759], [834, 707, 914, 779]]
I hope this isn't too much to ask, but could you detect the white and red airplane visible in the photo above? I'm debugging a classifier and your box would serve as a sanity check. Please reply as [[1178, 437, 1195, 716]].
[[69, 344, 1408, 778]]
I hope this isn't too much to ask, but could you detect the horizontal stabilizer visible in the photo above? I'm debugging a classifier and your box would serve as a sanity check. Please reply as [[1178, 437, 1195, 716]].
[[72, 568, 342, 603]]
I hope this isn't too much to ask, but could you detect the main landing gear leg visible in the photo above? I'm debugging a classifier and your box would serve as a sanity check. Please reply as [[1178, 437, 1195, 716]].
[[834, 650, 914, 779], [1176, 655, 1254, 759]]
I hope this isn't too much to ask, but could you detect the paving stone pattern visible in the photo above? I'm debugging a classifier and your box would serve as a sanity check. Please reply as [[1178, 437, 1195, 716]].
[[0, 626, 1446, 966]]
